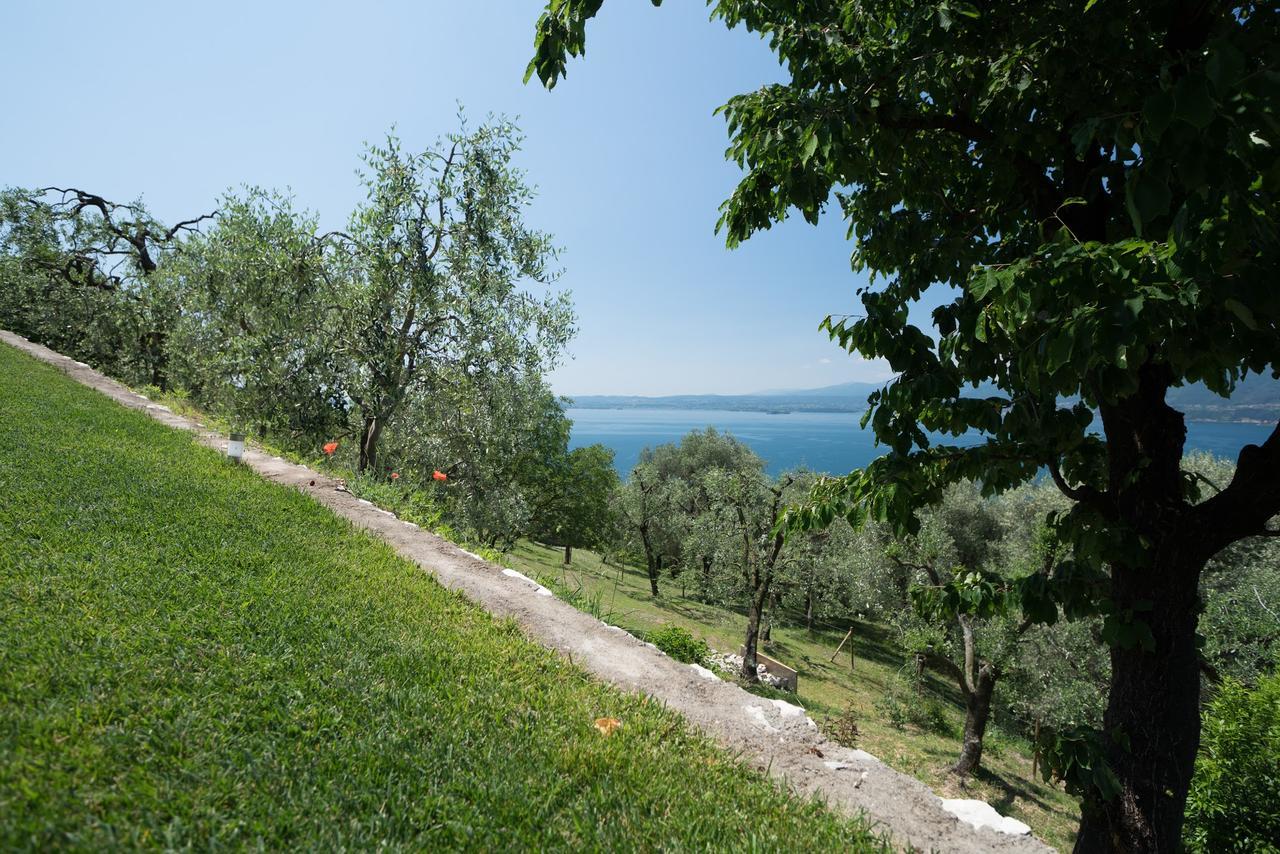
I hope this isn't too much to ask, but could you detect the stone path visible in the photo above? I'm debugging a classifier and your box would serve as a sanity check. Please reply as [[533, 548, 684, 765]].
[[2, 330, 1055, 853]]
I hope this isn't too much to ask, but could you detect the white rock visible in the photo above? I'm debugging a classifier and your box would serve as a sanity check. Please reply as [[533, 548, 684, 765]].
[[689, 663, 719, 681], [744, 705, 778, 732], [769, 698, 805, 718], [941, 799, 1031, 836], [500, 568, 553, 597]]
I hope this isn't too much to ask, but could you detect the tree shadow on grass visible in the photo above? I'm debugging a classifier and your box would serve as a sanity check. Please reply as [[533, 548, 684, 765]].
[[968, 765, 1071, 818]]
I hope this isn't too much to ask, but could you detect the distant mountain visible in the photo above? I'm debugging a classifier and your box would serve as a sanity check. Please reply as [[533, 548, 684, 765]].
[[568, 374, 1280, 423]]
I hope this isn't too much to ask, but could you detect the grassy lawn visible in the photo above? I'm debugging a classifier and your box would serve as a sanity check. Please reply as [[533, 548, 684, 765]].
[[507, 541, 1083, 851], [0, 342, 888, 852]]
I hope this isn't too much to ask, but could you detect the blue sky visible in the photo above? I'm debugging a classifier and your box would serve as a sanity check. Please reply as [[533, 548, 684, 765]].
[[1, 1, 921, 396]]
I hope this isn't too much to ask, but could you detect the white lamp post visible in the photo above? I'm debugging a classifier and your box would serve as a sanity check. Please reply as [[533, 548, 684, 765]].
[[227, 432, 246, 462]]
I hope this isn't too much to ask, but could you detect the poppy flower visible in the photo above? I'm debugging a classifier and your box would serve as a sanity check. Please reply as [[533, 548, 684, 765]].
[[323, 441, 339, 456], [432, 470, 448, 481], [390, 472, 400, 480]]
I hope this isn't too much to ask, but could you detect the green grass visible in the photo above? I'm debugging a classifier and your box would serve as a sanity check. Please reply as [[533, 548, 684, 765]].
[[508, 542, 1084, 851], [0, 343, 888, 852]]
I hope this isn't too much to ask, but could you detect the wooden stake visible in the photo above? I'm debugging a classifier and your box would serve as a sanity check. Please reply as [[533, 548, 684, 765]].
[[830, 627, 853, 663]]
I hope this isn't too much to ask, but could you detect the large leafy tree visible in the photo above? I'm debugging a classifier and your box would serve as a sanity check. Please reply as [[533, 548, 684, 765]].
[[338, 119, 574, 473], [529, 2, 1279, 850]]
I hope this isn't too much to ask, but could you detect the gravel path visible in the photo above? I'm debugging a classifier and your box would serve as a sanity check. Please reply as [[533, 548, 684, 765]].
[[3, 330, 1054, 853]]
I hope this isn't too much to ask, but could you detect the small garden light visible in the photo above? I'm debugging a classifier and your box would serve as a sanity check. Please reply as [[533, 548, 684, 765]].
[[227, 432, 245, 462]]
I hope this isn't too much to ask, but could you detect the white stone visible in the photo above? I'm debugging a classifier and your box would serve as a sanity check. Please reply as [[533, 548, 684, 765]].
[[500, 568, 553, 597], [941, 799, 1031, 836], [689, 663, 719, 681], [744, 705, 778, 732], [769, 698, 805, 718]]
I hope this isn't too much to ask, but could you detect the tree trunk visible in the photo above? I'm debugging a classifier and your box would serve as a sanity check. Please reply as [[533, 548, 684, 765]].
[[954, 664, 997, 776], [638, 524, 661, 598], [805, 586, 814, 632], [563, 544, 572, 566], [740, 576, 771, 683], [358, 414, 383, 474], [1074, 558, 1203, 853], [1075, 363, 1209, 852]]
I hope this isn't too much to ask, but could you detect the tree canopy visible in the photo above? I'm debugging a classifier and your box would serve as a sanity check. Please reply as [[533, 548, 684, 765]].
[[529, 2, 1279, 850]]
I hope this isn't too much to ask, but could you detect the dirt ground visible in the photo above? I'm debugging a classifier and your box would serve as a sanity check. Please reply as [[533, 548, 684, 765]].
[[3, 329, 1053, 853]]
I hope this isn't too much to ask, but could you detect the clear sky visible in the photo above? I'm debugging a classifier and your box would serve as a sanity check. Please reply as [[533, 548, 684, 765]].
[[1, 1, 919, 396]]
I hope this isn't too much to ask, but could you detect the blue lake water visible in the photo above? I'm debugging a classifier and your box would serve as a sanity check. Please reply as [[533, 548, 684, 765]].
[[567, 407, 1274, 477]]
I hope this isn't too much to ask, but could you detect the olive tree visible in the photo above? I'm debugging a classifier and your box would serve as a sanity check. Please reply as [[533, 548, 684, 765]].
[[0, 186, 212, 386], [530, 4, 1279, 848], [167, 188, 346, 443], [337, 118, 574, 473], [529, 442, 620, 565]]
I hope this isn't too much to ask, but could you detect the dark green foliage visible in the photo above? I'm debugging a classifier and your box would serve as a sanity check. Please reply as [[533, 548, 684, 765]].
[[1184, 671, 1280, 852], [0, 343, 887, 851], [531, 4, 1280, 847], [646, 624, 711, 666], [529, 442, 621, 556]]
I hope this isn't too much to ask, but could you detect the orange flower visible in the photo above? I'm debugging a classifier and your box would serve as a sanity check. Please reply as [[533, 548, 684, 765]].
[[322, 441, 338, 456], [390, 472, 400, 480], [432, 470, 448, 481], [593, 717, 622, 737]]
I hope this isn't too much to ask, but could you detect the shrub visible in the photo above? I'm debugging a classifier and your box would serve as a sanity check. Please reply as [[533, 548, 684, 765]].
[[826, 703, 861, 747], [646, 624, 709, 666], [874, 675, 953, 737], [1184, 670, 1280, 852], [875, 692, 910, 731]]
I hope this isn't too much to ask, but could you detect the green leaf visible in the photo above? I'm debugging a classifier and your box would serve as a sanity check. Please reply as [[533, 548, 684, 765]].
[[800, 131, 819, 164], [1125, 172, 1172, 232], [1174, 75, 1216, 129], [1143, 91, 1175, 140], [1224, 298, 1259, 331]]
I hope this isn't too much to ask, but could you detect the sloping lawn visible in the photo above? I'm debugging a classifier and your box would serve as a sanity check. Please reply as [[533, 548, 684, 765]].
[[507, 541, 1083, 852], [0, 343, 885, 851]]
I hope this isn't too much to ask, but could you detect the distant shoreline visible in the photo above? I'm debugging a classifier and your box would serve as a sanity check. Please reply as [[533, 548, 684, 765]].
[[566, 403, 1276, 426]]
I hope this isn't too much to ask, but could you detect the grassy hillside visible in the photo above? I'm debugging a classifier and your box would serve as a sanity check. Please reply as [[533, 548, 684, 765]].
[[0, 343, 886, 851], [507, 542, 1083, 851]]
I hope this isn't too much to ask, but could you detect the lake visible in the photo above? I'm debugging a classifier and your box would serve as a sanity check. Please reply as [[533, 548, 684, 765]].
[[567, 407, 1275, 477]]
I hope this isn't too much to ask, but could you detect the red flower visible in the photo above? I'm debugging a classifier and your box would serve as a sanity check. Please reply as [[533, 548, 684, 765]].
[[322, 441, 339, 456], [390, 472, 400, 480], [432, 470, 448, 481]]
